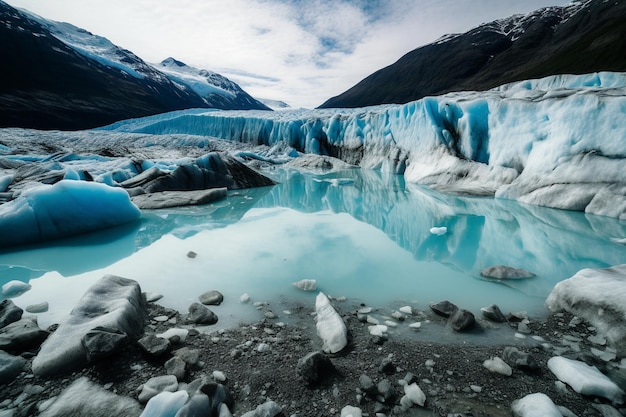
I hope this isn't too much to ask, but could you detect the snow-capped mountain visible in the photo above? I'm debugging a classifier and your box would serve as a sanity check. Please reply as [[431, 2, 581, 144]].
[[257, 98, 291, 111], [320, 0, 626, 108], [0, 1, 267, 130], [152, 58, 270, 111]]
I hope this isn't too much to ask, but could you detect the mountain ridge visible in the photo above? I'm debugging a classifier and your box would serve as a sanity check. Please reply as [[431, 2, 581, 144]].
[[319, 0, 626, 108]]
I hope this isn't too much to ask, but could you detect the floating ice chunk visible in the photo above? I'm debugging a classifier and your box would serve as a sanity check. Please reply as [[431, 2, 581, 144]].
[[483, 357, 512, 376], [0, 180, 140, 248], [399, 306, 413, 315], [511, 392, 561, 417], [292, 279, 317, 291], [429, 226, 447, 236], [547, 356, 624, 404], [240, 293, 250, 303], [315, 292, 348, 353], [139, 390, 188, 417], [1, 280, 32, 297], [611, 237, 626, 245]]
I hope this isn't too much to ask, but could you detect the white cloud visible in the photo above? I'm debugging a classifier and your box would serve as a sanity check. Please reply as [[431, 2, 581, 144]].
[[6, 0, 571, 108]]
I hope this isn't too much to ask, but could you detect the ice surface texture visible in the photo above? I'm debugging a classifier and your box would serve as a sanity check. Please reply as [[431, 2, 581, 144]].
[[101, 72, 626, 217], [32, 275, 146, 376], [0, 180, 140, 248], [315, 292, 348, 354]]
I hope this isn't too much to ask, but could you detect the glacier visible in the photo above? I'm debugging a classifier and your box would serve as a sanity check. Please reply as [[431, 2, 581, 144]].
[[99, 72, 626, 218]]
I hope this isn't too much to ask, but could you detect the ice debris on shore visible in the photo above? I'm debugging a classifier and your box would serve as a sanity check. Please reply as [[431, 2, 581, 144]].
[[292, 279, 317, 291], [315, 292, 348, 354]]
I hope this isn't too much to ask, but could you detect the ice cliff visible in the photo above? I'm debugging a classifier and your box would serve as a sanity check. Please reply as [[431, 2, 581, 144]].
[[101, 72, 626, 218]]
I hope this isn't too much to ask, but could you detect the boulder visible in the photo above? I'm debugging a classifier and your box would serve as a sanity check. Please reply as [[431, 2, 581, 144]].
[[165, 356, 186, 380], [429, 300, 458, 318], [32, 275, 146, 376], [0, 299, 23, 328], [0, 317, 49, 353], [199, 290, 224, 306], [481, 265, 535, 279], [359, 374, 377, 396], [131, 188, 227, 209], [81, 326, 128, 362], [175, 393, 211, 417], [199, 382, 234, 417], [480, 304, 507, 323], [449, 308, 475, 332], [137, 334, 170, 357], [187, 302, 218, 325], [0, 350, 26, 384], [297, 351, 335, 385]]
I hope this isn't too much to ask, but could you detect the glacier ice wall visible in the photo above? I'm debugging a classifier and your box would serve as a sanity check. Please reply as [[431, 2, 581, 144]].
[[98, 72, 625, 218]]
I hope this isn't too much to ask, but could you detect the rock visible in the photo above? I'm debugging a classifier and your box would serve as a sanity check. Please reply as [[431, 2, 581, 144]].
[[199, 290, 224, 306], [173, 347, 201, 367], [0, 299, 23, 328], [138, 375, 179, 403], [429, 300, 458, 318], [137, 334, 170, 357], [218, 403, 234, 417], [547, 356, 624, 403], [1, 280, 31, 298], [0, 350, 26, 385], [379, 356, 396, 374], [297, 351, 335, 385], [293, 279, 317, 291], [131, 188, 227, 209], [315, 292, 348, 354], [592, 403, 624, 417], [480, 304, 507, 323], [377, 378, 396, 402], [39, 377, 142, 417], [212, 370, 226, 382], [165, 356, 186, 380], [199, 382, 234, 416], [481, 265, 535, 279], [359, 374, 377, 396], [157, 328, 189, 343], [139, 390, 188, 417], [187, 302, 219, 325], [404, 383, 426, 406], [483, 357, 513, 376], [546, 265, 626, 355], [511, 392, 562, 417], [81, 326, 128, 362], [175, 393, 211, 417], [449, 309, 475, 332], [341, 405, 363, 417], [503, 347, 539, 371], [241, 400, 283, 417], [0, 317, 49, 353], [25, 302, 49, 314], [32, 275, 146, 376]]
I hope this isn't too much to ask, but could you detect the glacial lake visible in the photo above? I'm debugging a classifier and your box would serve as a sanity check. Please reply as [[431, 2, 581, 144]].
[[2, 168, 626, 333]]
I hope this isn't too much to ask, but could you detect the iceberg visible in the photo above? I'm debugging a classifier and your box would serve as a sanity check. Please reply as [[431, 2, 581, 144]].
[[315, 292, 348, 354], [98, 72, 626, 218], [0, 180, 141, 248]]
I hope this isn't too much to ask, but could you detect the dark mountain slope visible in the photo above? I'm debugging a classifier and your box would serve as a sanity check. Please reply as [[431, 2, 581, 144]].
[[320, 0, 626, 108]]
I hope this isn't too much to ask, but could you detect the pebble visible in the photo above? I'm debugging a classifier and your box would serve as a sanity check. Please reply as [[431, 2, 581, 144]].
[[212, 370, 227, 382], [256, 343, 270, 353]]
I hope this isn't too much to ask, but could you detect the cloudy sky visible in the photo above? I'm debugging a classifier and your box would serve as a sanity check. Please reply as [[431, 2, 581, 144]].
[[7, 0, 570, 108]]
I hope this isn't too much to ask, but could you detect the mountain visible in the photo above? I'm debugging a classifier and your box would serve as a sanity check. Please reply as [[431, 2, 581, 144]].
[[0, 1, 267, 130], [320, 0, 626, 108], [257, 98, 291, 110], [151, 58, 270, 111]]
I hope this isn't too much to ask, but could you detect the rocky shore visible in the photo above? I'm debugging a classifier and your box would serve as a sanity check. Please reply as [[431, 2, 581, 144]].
[[1, 274, 625, 417]]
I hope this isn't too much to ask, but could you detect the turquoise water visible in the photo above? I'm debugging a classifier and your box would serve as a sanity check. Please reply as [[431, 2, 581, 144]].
[[2, 168, 626, 330]]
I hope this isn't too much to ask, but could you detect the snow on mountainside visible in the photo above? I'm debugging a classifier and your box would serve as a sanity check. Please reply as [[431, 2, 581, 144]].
[[320, 0, 626, 108], [152, 58, 270, 111], [99, 72, 626, 219]]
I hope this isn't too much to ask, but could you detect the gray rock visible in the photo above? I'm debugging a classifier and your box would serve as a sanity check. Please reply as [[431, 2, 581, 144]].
[[241, 400, 282, 417], [174, 347, 201, 367], [187, 302, 218, 325], [481, 265, 536, 279], [449, 309, 475, 332], [165, 356, 186, 380], [25, 302, 49, 314], [429, 300, 458, 318], [0, 299, 23, 329], [137, 334, 170, 357], [81, 326, 128, 362], [199, 290, 224, 306], [175, 393, 211, 417], [38, 377, 142, 417], [200, 382, 234, 416], [138, 375, 178, 403], [297, 351, 335, 385], [131, 188, 227, 209], [32, 275, 146, 376], [0, 350, 26, 384], [0, 317, 49, 353], [359, 374, 378, 396], [377, 378, 396, 402], [481, 304, 507, 323], [503, 347, 539, 371], [379, 356, 396, 374]]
